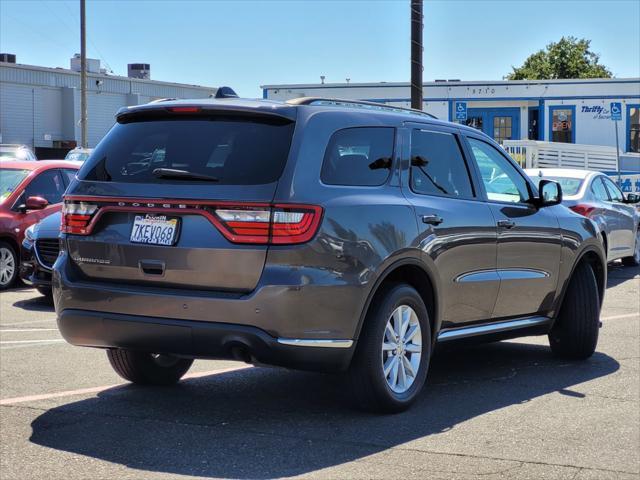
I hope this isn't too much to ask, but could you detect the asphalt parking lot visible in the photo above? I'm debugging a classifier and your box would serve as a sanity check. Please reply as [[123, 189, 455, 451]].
[[0, 265, 638, 480]]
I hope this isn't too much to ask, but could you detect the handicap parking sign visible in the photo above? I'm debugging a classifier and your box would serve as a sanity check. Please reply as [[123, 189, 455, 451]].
[[610, 102, 622, 121], [455, 102, 467, 121]]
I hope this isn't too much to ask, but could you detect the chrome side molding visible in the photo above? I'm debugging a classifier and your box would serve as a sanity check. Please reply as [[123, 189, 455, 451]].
[[277, 338, 354, 348], [437, 316, 552, 342]]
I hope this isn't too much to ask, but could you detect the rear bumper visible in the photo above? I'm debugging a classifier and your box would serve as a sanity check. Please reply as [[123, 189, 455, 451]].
[[57, 309, 353, 372]]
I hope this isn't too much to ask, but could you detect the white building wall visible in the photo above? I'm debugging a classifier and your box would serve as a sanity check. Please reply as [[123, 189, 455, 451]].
[[0, 62, 216, 149], [263, 79, 640, 151]]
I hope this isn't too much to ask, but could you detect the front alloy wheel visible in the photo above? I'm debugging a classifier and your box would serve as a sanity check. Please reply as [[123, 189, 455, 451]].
[[0, 243, 18, 290], [382, 305, 422, 394]]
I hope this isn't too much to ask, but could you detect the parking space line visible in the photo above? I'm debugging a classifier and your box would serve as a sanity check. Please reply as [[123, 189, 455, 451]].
[[601, 313, 640, 320], [0, 329, 60, 332], [0, 319, 57, 327], [0, 339, 65, 344], [0, 365, 251, 406]]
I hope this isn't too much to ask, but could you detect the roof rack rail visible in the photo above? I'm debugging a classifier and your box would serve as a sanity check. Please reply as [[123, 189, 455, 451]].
[[148, 98, 177, 103], [286, 97, 437, 119]]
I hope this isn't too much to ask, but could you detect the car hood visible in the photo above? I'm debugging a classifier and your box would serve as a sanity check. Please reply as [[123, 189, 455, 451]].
[[33, 212, 61, 239]]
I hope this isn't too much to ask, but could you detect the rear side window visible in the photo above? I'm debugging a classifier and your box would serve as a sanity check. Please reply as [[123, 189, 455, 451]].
[[321, 127, 395, 186], [80, 116, 294, 185], [410, 130, 474, 198]]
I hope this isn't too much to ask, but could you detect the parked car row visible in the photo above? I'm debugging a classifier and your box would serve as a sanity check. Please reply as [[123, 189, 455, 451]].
[[0, 144, 93, 162], [2, 97, 639, 414], [0, 161, 80, 289]]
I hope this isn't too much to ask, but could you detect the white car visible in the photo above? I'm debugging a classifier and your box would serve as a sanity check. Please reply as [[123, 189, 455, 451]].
[[525, 168, 640, 266], [0, 144, 37, 161], [64, 147, 94, 162]]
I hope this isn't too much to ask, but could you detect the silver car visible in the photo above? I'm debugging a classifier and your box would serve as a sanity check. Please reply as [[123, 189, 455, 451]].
[[526, 168, 640, 266]]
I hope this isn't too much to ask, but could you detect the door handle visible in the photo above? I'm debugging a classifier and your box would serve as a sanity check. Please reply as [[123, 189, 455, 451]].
[[422, 214, 444, 226], [497, 219, 516, 229]]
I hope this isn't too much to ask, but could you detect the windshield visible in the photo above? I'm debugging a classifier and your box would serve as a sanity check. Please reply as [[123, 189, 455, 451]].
[[65, 151, 91, 162], [0, 148, 29, 160], [80, 116, 295, 185], [536, 176, 583, 196], [0, 169, 29, 203]]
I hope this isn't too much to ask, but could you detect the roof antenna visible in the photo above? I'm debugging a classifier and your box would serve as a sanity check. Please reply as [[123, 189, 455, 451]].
[[214, 86, 238, 98]]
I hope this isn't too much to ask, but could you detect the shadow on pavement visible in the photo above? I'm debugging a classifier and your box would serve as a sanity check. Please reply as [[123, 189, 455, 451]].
[[12, 295, 54, 312], [30, 342, 619, 479], [607, 263, 639, 289]]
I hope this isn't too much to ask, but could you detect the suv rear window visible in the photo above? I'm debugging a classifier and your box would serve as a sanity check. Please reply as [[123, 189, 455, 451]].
[[79, 116, 294, 185], [321, 127, 395, 186]]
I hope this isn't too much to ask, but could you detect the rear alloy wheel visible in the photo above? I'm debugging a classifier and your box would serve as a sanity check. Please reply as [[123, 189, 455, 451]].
[[0, 242, 18, 290], [549, 262, 600, 359], [349, 284, 431, 413], [621, 228, 640, 267], [107, 349, 193, 385]]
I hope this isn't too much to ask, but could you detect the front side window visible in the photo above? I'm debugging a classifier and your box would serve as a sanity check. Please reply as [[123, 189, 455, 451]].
[[467, 138, 530, 204], [321, 127, 394, 186], [410, 130, 474, 198], [628, 105, 639, 153], [591, 177, 610, 201], [602, 177, 624, 202], [550, 107, 574, 143], [24, 170, 65, 205]]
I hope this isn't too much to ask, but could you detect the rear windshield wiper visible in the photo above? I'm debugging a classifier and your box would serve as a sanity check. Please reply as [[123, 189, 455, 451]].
[[152, 168, 219, 182]]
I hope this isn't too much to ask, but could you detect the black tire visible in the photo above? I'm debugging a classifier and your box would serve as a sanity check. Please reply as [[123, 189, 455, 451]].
[[621, 228, 639, 267], [348, 283, 432, 413], [548, 262, 600, 359], [36, 286, 53, 299], [107, 349, 193, 385], [0, 241, 19, 291]]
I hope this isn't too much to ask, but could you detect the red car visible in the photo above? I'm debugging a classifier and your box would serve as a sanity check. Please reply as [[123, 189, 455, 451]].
[[0, 160, 80, 289]]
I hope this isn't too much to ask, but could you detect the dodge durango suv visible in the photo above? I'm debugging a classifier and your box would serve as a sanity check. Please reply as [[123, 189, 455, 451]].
[[53, 97, 606, 412]]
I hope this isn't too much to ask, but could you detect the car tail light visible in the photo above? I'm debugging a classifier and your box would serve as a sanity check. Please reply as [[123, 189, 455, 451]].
[[61, 198, 323, 245], [214, 204, 322, 245], [61, 201, 98, 234], [569, 204, 596, 217]]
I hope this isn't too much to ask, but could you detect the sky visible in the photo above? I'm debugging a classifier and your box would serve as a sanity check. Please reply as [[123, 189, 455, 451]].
[[1, 0, 639, 97]]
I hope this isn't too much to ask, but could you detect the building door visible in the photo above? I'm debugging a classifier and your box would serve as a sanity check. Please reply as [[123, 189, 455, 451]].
[[528, 107, 539, 140], [463, 108, 520, 144]]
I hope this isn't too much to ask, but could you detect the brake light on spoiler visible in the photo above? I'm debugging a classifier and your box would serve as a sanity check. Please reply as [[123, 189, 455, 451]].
[[61, 198, 322, 245]]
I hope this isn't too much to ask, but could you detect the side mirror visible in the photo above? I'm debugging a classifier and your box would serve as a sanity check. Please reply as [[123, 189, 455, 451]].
[[624, 193, 640, 204], [537, 180, 562, 207], [25, 196, 49, 211]]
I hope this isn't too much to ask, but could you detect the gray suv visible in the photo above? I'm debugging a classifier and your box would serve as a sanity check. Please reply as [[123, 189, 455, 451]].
[[53, 98, 606, 412]]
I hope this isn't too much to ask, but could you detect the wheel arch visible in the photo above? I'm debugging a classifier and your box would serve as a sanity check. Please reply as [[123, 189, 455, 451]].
[[0, 236, 20, 258], [555, 244, 606, 323], [354, 258, 440, 346]]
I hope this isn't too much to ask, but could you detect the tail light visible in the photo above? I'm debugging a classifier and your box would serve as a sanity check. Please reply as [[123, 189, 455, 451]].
[[61, 199, 322, 245], [569, 204, 596, 217], [61, 201, 98, 234], [214, 204, 322, 245]]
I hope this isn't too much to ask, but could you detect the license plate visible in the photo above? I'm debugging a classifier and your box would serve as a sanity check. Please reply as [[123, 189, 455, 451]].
[[130, 214, 180, 246]]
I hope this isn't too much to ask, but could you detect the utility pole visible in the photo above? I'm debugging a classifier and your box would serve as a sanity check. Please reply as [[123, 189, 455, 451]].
[[410, 0, 423, 110], [80, 0, 87, 148]]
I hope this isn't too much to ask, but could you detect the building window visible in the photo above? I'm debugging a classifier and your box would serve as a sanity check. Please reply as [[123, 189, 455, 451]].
[[493, 116, 513, 144], [628, 105, 640, 153], [549, 106, 575, 143]]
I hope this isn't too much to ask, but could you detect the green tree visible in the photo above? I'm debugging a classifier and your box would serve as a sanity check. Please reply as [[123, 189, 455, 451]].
[[507, 36, 612, 80]]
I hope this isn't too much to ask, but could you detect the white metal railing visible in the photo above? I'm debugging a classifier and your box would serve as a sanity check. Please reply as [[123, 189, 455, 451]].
[[503, 140, 619, 171]]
